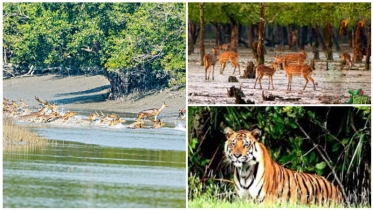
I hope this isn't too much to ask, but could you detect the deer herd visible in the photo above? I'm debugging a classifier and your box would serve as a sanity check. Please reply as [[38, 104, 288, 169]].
[[203, 44, 354, 92], [3, 97, 186, 129]]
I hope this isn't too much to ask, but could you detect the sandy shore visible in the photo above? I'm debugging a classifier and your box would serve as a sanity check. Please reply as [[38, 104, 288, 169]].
[[3, 74, 186, 123]]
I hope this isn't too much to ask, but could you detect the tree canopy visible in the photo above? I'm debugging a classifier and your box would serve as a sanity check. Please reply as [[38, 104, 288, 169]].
[[3, 2, 186, 86], [189, 3, 371, 27]]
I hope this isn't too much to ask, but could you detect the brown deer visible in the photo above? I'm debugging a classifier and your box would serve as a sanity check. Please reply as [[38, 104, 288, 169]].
[[341, 52, 353, 70], [17, 106, 49, 122], [108, 113, 126, 126], [274, 51, 307, 65], [87, 111, 100, 122], [128, 121, 145, 129], [38, 111, 61, 123], [178, 107, 186, 120], [137, 102, 168, 122], [282, 56, 316, 91], [219, 43, 230, 51], [152, 119, 167, 128], [49, 110, 77, 122], [35, 96, 58, 112], [219, 51, 240, 76], [254, 62, 279, 90], [203, 48, 218, 80]]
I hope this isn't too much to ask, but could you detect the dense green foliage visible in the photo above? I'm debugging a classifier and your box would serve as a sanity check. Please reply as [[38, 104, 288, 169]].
[[188, 3, 371, 27], [3, 2, 185, 86], [188, 106, 371, 207]]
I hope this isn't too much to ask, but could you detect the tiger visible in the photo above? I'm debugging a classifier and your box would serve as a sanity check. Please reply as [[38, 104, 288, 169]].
[[224, 127, 343, 207]]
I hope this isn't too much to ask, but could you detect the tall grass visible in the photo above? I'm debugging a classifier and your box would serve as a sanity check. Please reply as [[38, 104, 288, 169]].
[[3, 116, 49, 146], [188, 174, 369, 208]]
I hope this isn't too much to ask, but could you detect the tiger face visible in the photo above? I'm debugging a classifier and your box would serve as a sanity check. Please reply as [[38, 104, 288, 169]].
[[224, 127, 261, 168]]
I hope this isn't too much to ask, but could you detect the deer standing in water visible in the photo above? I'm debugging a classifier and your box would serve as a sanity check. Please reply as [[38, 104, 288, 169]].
[[178, 107, 186, 120], [204, 48, 218, 80], [282, 56, 316, 91], [137, 102, 168, 122], [254, 62, 278, 90]]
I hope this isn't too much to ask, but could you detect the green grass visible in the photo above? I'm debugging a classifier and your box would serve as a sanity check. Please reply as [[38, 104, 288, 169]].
[[189, 195, 316, 208], [189, 195, 369, 208]]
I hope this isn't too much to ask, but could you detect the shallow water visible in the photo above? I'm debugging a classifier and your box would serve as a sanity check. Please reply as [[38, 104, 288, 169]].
[[3, 123, 186, 208]]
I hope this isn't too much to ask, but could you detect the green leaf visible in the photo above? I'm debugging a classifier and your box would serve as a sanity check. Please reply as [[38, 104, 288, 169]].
[[332, 143, 340, 152], [342, 138, 349, 145], [315, 161, 327, 170]]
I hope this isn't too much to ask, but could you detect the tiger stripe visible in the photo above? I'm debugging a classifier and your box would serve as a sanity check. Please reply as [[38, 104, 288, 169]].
[[224, 127, 343, 206]]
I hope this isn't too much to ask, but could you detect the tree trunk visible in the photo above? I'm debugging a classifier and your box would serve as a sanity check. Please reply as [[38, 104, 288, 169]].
[[188, 20, 194, 55], [199, 3, 205, 66], [331, 28, 341, 52], [288, 25, 293, 50], [229, 17, 238, 51], [105, 69, 170, 100], [256, 3, 265, 64], [365, 24, 371, 70], [353, 20, 365, 63], [212, 23, 220, 47], [324, 22, 333, 60], [315, 24, 326, 50], [248, 25, 253, 49], [312, 27, 320, 60]]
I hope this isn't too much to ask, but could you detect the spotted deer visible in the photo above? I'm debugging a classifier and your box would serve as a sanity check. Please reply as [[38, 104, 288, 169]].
[[254, 62, 279, 90], [137, 102, 168, 122], [341, 52, 353, 70], [219, 51, 240, 76], [274, 51, 307, 65], [282, 56, 316, 91], [203, 48, 219, 80]]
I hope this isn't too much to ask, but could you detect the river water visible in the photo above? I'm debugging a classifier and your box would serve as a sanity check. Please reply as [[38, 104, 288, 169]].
[[3, 122, 186, 208]]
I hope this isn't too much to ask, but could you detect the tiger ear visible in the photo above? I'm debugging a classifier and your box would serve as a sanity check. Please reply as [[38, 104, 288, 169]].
[[224, 127, 235, 139], [251, 129, 262, 139]]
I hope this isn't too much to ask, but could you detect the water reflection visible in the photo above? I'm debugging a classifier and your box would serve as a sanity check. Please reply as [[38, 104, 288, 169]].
[[3, 126, 186, 208]]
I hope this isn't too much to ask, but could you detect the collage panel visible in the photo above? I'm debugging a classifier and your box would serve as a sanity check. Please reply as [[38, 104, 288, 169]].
[[188, 2, 371, 105], [187, 106, 371, 208], [3, 2, 186, 208]]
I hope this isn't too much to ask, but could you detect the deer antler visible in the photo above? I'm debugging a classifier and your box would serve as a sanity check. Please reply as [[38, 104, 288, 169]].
[[35, 96, 43, 104]]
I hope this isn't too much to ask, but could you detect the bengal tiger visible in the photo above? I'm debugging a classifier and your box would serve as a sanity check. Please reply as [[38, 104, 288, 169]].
[[224, 127, 343, 206]]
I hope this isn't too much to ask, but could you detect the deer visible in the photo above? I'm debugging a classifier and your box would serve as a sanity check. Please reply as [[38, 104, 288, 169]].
[[137, 102, 168, 122], [282, 56, 316, 91], [219, 51, 240, 76], [49, 110, 77, 123], [37, 111, 61, 123], [274, 51, 307, 65], [203, 47, 218, 80], [341, 52, 353, 70], [178, 107, 186, 120], [152, 119, 167, 128], [127, 121, 145, 129], [219, 43, 230, 51], [35, 96, 59, 112], [17, 106, 50, 122], [254, 62, 279, 90], [108, 113, 126, 126]]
